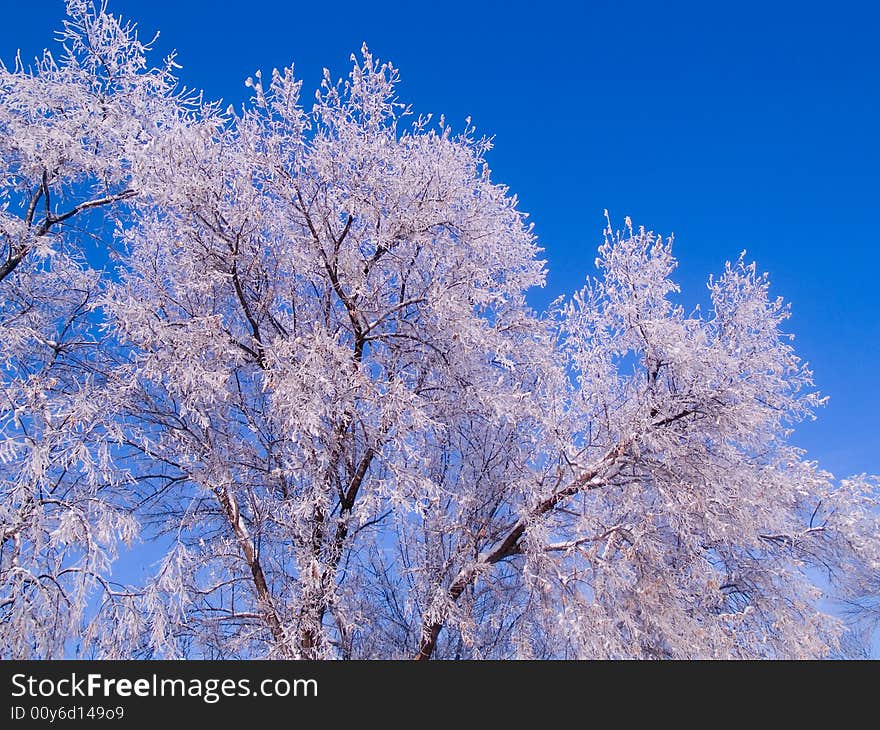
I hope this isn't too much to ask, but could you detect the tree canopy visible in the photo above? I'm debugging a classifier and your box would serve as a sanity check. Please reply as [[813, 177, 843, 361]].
[[1, 1, 877, 659]]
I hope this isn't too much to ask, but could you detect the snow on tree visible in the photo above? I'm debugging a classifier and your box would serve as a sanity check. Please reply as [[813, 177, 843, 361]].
[[0, 0, 205, 657], [1, 1, 877, 659]]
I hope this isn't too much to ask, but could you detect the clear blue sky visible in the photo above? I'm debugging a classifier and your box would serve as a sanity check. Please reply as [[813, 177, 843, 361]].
[[3, 0, 878, 480]]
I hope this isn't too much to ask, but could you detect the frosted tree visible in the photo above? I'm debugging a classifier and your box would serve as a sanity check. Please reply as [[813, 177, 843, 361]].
[[0, 0, 202, 657], [1, 1, 877, 659], [99, 49, 557, 658], [410, 226, 880, 659]]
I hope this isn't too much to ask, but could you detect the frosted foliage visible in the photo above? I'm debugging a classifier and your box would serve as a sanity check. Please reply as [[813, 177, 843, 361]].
[[1, 3, 878, 659], [0, 0, 201, 657]]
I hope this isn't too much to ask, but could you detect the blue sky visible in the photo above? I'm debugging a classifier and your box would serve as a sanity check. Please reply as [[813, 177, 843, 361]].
[[3, 0, 878, 482]]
